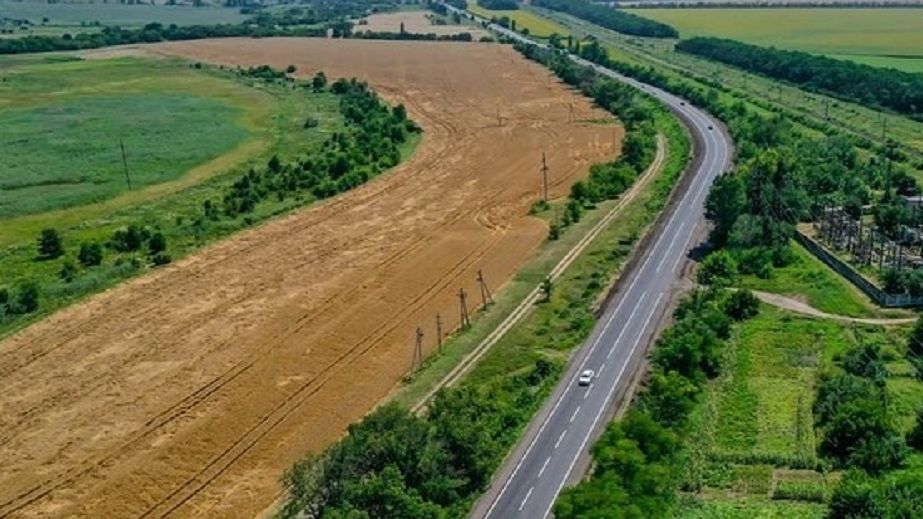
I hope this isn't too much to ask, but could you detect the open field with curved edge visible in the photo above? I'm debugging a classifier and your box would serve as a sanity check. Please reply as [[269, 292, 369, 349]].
[[0, 38, 621, 518]]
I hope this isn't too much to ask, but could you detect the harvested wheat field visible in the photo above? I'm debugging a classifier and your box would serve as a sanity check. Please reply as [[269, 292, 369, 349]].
[[0, 38, 620, 518]]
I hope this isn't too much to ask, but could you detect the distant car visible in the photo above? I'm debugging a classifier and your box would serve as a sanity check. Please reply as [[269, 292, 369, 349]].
[[708, 125, 714, 131], [578, 369, 595, 386], [680, 101, 686, 106]]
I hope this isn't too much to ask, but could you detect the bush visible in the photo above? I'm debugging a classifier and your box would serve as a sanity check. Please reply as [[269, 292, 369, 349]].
[[11, 281, 39, 314], [37, 228, 64, 260], [78, 241, 104, 267], [828, 470, 886, 519], [59, 259, 78, 283], [723, 289, 760, 321], [110, 225, 148, 252], [697, 251, 737, 287], [151, 253, 172, 266], [148, 232, 167, 255]]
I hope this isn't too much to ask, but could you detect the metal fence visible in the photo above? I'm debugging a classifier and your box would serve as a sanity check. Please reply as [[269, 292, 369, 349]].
[[794, 231, 923, 308]]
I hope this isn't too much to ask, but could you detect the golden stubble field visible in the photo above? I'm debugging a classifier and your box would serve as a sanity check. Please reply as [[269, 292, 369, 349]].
[[0, 38, 620, 518]]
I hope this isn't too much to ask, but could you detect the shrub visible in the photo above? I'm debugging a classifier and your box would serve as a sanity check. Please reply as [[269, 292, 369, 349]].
[[78, 241, 104, 267], [828, 470, 886, 519], [110, 225, 148, 252], [37, 228, 64, 260], [59, 259, 78, 283], [151, 253, 172, 266], [148, 232, 167, 256], [723, 289, 760, 321], [697, 250, 737, 287], [12, 282, 39, 314]]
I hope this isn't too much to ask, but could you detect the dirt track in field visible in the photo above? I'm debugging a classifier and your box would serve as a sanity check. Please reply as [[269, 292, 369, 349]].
[[0, 38, 619, 518]]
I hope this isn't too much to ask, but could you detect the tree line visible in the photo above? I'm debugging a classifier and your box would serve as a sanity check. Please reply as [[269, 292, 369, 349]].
[[0, 22, 329, 55], [213, 70, 420, 220], [478, 0, 519, 9], [533, 0, 679, 38], [676, 37, 923, 120]]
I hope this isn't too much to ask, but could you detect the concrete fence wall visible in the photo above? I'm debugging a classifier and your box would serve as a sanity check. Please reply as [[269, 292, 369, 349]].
[[793, 231, 923, 308]]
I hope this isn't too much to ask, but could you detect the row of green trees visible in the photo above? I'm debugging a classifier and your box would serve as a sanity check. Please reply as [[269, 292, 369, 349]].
[[210, 72, 419, 221], [533, 0, 678, 38], [555, 288, 760, 517], [283, 359, 561, 518], [478, 0, 519, 9], [676, 37, 923, 120]]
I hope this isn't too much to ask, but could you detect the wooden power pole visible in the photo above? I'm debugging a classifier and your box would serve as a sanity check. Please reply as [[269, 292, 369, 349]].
[[541, 152, 549, 202], [459, 288, 470, 329], [411, 326, 424, 372], [119, 138, 133, 191], [436, 313, 443, 353], [477, 269, 493, 309]]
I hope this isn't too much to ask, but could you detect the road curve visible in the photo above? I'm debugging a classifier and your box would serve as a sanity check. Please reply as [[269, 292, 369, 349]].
[[445, 6, 734, 518]]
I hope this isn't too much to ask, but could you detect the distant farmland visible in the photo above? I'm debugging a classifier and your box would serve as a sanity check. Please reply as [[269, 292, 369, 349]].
[[628, 8, 923, 73], [0, 0, 246, 27]]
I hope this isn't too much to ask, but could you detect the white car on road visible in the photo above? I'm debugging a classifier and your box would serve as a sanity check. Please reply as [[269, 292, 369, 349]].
[[578, 369, 595, 386]]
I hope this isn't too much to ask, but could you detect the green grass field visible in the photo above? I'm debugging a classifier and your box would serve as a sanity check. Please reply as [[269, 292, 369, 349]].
[[0, 56, 352, 339], [0, 56, 275, 245], [0, 0, 246, 27], [627, 8, 923, 74], [0, 93, 247, 218], [738, 242, 911, 319]]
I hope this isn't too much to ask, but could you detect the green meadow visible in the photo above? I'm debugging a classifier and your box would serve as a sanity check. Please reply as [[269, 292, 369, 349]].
[[628, 8, 923, 73], [0, 55, 349, 338], [1, 93, 247, 218], [0, 0, 246, 27]]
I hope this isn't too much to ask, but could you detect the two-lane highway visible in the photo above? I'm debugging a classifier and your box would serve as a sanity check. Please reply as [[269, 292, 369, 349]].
[[445, 5, 734, 518]]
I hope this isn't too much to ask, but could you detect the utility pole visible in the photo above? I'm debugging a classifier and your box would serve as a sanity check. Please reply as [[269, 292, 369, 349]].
[[459, 288, 470, 329], [411, 326, 424, 373], [477, 269, 493, 309], [541, 152, 549, 203], [119, 138, 133, 191], [436, 313, 443, 353]]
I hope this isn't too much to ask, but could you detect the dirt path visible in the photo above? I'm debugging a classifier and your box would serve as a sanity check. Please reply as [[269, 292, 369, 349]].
[[753, 290, 916, 325], [0, 39, 620, 519]]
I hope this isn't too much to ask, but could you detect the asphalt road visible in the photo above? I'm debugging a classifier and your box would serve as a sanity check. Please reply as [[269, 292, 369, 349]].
[[444, 6, 735, 518]]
